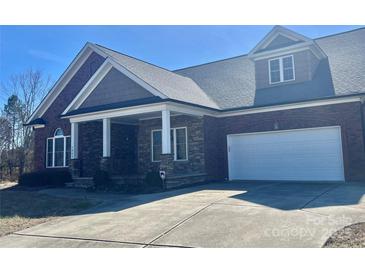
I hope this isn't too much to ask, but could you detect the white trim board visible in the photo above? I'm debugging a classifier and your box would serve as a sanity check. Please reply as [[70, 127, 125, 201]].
[[250, 43, 326, 61], [249, 26, 311, 55], [62, 61, 113, 114], [62, 96, 362, 123], [248, 26, 327, 61], [64, 101, 217, 123], [26, 44, 96, 124], [27, 41, 159, 123], [226, 125, 342, 137], [217, 96, 361, 117]]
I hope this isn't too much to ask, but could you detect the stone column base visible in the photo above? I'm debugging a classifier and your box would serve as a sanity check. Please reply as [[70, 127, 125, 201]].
[[70, 159, 81, 177], [100, 157, 112, 173], [159, 153, 174, 177]]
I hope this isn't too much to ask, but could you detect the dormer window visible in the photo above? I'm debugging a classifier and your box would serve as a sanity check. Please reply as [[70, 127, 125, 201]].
[[269, 55, 295, 84]]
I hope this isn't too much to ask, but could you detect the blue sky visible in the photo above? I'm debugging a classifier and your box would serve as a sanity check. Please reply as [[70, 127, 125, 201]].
[[0, 25, 363, 105]]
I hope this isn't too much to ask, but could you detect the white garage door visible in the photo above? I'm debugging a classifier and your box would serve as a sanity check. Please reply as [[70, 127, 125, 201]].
[[227, 126, 344, 181]]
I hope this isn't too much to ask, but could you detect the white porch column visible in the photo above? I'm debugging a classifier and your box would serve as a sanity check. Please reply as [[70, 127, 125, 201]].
[[102, 118, 111, 157], [161, 109, 171, 154], [71, 122, 78, 159]]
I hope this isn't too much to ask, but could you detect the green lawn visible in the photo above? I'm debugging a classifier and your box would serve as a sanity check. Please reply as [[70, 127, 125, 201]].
[[0, 190, 96, 237]]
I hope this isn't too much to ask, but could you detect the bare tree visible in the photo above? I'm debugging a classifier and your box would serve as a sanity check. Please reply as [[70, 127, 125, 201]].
[[0, 117, 12, 180], [1, 69, 51, 177], [0, 117, 11, 152], [3, 69, 51, 147]]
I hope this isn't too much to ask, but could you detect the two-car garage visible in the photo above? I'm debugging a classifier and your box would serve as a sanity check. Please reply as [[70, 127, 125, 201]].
[[227, 126, 345, 181]]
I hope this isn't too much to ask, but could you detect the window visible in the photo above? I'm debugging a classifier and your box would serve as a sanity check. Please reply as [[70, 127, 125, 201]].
[[269, 55, 295, 84], [152, 130, 162, 162], [46, 128, 71, 168], [151, 127, 188, 162], [269, 59, 281, 83], [175, 128, 187, 160]]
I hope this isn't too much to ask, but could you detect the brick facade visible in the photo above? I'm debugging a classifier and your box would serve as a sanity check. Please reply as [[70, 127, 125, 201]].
[[78, 121, 102, 177], [33, 52, 105, 171], [34, 91, 365, 183], [32, 53, 365, 183], [203, 116, 225, 181], [217, 102, 365, 181]]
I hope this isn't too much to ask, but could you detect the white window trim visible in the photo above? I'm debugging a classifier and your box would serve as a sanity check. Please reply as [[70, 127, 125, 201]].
[[268, 55, 295, 84], [151, 127, 188, 162], [151, 129, 162, 163], [46, 135, 70, 168], [173, 127, 189, 162]]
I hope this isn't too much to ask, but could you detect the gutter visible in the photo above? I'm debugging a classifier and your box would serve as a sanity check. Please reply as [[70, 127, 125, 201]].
[[221, 92, 365, 112], [27, 92, 365, 124]]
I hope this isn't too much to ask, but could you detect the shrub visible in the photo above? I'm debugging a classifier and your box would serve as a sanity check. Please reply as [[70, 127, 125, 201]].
[[93, 169, 113, 190], [144, 171, 163, 191], [18, 169, 72, 187]]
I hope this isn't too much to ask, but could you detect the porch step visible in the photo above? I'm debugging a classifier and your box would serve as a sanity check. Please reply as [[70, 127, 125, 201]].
[[66, 177, 93, 188], [66, 175, 144, 188], [166, 173, 208, 189], [66, 173, 208, 190], [112, 175, 144, 185]]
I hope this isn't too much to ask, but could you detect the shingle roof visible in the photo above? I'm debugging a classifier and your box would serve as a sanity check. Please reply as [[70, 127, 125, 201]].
[[315, 28, 365, 96], [175, 55, 256, 109], [175, 27, 365, 109], [62, 27, 365, 116], [93, 44, 220, 109]]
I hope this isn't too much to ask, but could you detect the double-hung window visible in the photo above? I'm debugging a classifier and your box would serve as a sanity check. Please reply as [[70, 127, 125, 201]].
[[269, 55, 295, 84], [151, 127, 188, 162], [46, 128, 71, 167]]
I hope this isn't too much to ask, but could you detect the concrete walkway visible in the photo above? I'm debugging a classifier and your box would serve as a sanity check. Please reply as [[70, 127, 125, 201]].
[[1, 181, 364, 247]]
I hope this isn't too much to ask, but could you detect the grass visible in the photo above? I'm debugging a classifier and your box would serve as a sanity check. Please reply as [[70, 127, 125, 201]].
[[0, 190, 96, 237], [323, 222, 365, 248]]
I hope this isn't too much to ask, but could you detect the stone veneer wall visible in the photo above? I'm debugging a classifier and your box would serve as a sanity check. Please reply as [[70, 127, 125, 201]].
[[137, 115, 206, 175]]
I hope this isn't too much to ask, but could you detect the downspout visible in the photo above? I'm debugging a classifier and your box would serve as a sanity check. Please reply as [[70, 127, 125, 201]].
[[360, 96, 365, 180], [361, 96, 365, 152]]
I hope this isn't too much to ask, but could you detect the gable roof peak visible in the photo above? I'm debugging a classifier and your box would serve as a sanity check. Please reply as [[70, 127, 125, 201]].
[[249, 25, 312, 56], [248, 25, 327, 60]]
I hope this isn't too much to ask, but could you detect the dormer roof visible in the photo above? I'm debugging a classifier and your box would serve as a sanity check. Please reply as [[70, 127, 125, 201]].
[[248, 26, 327, 60]]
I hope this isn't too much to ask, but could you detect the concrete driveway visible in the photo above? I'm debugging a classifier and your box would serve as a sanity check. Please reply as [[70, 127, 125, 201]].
[[1, 181, 364, 247]]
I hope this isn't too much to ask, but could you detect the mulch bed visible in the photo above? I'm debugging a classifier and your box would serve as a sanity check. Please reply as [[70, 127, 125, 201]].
[[323, 222, 365, 248]]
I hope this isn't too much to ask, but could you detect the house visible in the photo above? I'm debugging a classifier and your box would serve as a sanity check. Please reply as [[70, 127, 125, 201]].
[[25, 26, 365, 187]]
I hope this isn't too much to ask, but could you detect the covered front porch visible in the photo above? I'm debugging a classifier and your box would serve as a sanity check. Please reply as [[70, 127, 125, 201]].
[[66, 103, 210, 187]]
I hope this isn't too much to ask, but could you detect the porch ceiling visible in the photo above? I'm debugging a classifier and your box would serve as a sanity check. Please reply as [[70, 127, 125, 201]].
[[64, 101, 216, 123], [78, 111, 184, 125], [111, 111, 164, 124]]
